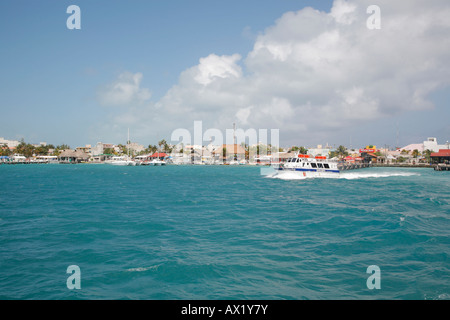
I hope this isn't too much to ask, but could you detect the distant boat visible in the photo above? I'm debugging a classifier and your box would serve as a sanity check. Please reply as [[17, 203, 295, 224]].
[[149, 158, 166, 166], [106, 128, 136, 166], [107, 156, 136, 166], [149, 152, 167, 166]]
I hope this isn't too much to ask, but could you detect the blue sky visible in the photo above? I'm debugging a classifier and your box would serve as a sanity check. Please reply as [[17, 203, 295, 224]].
[[1, 0, 449, 149]]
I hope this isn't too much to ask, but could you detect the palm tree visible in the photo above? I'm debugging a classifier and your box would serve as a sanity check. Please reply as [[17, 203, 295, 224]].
[[412, 149, 420, 158], [336, 145, 348, 158], [1, 144, 11, 156], [158, 139, 166, 152], [148, 144, 158, 154], [423, 149, 433, 163], [299, 146, 308, 155]]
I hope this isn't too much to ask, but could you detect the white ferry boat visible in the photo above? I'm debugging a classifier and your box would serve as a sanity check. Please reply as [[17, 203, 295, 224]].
[[273, 154, 371, 178]]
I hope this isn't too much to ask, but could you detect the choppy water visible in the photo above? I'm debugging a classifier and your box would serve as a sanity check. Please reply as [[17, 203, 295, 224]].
[[0, 164, 449, 299]]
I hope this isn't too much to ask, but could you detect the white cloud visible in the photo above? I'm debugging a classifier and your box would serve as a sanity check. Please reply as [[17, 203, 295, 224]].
[[98, 0, 450, 146], [193, 54, 243, 86], [330, 0, 358, 25], [97, 72, 151, 107]]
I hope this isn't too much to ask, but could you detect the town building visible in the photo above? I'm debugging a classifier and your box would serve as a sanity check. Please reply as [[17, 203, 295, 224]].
[[431, 149, 450, 164], [127, 142, 145, 155], [91, 142, 115, 156], [212, 144, 246, 163], [307, 144, 332, 158], [0, 137, 20, 148], [58, 149, 90, 163]]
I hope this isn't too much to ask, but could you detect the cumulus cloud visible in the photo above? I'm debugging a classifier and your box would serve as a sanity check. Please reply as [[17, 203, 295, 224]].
[[97, 72, 151, 107], [193, 54, 243, 86], [99, 0, 450, 146]]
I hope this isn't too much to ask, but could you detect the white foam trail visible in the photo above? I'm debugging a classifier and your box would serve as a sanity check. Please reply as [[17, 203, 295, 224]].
[[126, 265, 160, 272], [339, 172, 419, 180], [267, 171, 420, 180]]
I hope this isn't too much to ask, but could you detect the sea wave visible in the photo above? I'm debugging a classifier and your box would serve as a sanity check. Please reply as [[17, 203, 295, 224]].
[[267, 170, 420, 180], [126, 264, 161, 272]]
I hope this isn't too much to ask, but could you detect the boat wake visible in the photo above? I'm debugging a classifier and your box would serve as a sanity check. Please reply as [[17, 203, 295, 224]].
[[266, 171, 420, 180]]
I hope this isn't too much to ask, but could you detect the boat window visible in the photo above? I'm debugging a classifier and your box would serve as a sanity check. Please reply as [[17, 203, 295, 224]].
[[317, 163, 323, 168], [296, 158, 300, 162], [324, 164, 330, 169], [287, 159, 291, 162], [311, 163, 317, 168]]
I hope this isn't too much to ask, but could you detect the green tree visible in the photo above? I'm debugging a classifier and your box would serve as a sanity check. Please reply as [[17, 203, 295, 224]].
[[336, 145, 348, 158], [35, 145, 50, 155], [147, 144, 158, 154], [15, 140, 35, 158], [158, 139, 167, 152], [423, 149, 433, 163], [412, 149, 420, 158], [103, 148, 115, 155], [1, 144, 12, 156], [56, 144, 71, 150]]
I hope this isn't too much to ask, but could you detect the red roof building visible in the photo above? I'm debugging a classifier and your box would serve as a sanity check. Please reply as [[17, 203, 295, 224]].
[[431, 149, 450, 163], [150, 152, 168, 158], [431, 149, 450, 157]]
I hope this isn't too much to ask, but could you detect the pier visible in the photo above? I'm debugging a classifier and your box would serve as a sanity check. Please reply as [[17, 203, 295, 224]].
[[434, 164, 450, 171], [337, 162, 372, 171]]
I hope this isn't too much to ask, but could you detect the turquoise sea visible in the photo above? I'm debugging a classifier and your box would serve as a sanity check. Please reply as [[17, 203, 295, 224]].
[[0, 164, 449, 300]]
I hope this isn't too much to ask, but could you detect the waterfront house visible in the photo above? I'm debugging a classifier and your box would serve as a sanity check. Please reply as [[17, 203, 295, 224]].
[[431, 149, 450, 164], [212, 144, 246, 163], [58, 149, 90, 163], [151, 152, 168, 160]]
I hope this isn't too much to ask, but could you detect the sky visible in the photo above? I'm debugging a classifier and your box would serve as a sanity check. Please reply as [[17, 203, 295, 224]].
[[0, 0, 449, 149]]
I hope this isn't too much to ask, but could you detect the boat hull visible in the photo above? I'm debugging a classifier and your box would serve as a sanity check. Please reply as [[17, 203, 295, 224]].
[[275, 167, 340, 178], [108, 161, 136, 166]]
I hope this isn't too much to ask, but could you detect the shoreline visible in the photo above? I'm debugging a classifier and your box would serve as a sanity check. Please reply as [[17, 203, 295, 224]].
[[0, 161, 439, 168], [372, 163, 433, 168]]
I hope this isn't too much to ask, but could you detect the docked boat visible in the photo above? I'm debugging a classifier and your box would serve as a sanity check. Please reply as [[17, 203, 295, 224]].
[[107, 156, 136, 166], [273, 154, 371, 178], [106, 128, 137, 166], [149, 158, 166, 166]]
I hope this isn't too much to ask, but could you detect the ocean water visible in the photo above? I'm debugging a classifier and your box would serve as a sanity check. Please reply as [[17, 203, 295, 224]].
[[0, 164, 449, 300]]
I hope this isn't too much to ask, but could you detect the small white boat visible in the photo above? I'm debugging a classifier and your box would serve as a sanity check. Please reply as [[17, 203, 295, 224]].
[[106, 128, 137, 166], [149, 159, 166, 166], [107, 156, 136, 166]]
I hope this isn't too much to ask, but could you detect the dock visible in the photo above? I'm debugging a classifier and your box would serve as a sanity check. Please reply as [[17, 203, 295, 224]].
[[337, 162, 372, 171], [434, 164, 450, 171]]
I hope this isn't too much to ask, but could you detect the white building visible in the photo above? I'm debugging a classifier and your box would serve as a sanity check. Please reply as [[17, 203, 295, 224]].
[[423, 137, 448, 152], [127, 142, 145, 155], [91, 142, 116, 156], [0, 137, 20, 148], [307, 144, 332, 158], [401, 137, 449, 153]]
